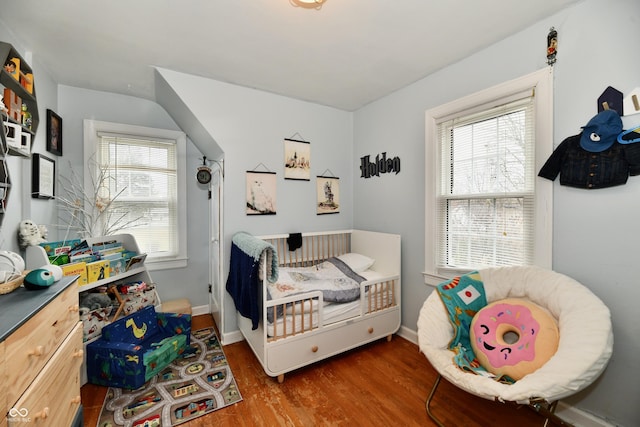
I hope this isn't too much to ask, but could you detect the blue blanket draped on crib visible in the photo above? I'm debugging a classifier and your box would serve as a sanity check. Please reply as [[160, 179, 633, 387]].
[[226, 232, 278, 330]]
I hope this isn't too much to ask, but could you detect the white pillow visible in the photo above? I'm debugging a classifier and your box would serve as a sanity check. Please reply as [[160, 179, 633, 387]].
[[337, 253, 375, 273]]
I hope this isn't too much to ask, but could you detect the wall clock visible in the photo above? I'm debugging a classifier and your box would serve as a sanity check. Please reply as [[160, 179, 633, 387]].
[[196, 157, 212, 184]]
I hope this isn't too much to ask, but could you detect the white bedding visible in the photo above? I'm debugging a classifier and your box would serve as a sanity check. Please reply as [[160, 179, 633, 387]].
[[267, 270, 386, 337], [417, 266, 613, 404]]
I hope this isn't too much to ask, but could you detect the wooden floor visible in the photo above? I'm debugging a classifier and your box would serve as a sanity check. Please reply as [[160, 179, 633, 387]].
[[82, 314, 564, 426]]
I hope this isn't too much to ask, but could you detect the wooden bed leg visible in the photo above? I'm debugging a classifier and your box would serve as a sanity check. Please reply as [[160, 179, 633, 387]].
[[277, 374, 285, 384], [386, 334, 393, 342]]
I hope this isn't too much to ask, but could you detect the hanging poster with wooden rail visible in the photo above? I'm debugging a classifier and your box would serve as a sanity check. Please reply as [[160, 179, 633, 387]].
[[246, 170, 277, 215], [284, 138, 310, 181], [316, 175, 339, 215]]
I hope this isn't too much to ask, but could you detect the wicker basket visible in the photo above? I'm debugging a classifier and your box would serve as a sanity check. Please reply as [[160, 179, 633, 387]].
[[0, 273, 25, 295]]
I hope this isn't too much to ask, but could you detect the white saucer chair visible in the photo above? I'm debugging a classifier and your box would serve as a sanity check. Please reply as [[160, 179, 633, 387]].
[[417, 266, 613, 427]]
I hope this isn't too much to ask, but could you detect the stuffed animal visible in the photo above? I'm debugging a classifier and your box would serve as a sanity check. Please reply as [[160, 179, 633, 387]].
[[38, 224, 48, 241], [79, 292, 113, 312], [17, 220, 47, 249]]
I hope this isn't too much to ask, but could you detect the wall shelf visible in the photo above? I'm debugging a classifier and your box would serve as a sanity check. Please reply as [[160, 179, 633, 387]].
[[0, 41, 39, 223], [0, 42, 39, 142]]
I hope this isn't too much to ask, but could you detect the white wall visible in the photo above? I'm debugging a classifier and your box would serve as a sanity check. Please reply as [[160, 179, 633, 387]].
[[156, 68, 354, 337], [353, 0, 640, 425]]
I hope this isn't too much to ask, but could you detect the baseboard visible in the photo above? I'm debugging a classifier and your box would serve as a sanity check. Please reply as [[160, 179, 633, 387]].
[[189, 305, 243, 344], [554, 402, 616, 427], [397, 325, 418, 345], [192, 304, 210, 316], [221, 330, 244, 345]]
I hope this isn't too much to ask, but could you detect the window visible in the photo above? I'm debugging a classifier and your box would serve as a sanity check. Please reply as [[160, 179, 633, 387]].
[[84, 120, 187, 270], [424, 69, 553, 285]]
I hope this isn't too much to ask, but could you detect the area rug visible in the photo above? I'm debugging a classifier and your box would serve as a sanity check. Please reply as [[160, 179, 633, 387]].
[[97, 327, 242, 427]]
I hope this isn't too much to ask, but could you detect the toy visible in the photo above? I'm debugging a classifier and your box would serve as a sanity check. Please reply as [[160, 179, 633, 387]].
[[80, 292, 113, 311], [17, 219, 47, 249], [23, 268, 55, 290]]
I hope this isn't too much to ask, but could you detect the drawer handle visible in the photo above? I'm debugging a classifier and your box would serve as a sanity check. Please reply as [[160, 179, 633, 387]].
[[68, 304, 80, 313], [28, 345, 45, 357], [33, 407, 50, 420], [311, 345, 319, 353], [71, 395, 81, 405], [73, 349, 84, 358], [368, 327, 374, 334]]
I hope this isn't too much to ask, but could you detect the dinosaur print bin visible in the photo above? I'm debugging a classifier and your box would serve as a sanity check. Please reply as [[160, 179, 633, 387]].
[[86, 305, 191, 389]]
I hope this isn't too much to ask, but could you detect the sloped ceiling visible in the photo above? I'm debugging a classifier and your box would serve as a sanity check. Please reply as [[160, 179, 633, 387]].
[[1, 0, 580, 111]]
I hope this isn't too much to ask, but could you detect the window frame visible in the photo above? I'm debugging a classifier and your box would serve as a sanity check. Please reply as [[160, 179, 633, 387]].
[[83, 119, 188, 271], [424, 68, 553, 286]]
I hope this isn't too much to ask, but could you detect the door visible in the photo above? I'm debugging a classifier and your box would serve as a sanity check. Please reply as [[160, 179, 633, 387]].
[[208, 162, 224, 333]]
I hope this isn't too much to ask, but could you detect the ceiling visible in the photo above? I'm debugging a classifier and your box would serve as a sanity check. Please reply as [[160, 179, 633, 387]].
[[1, 0, 581, 111]]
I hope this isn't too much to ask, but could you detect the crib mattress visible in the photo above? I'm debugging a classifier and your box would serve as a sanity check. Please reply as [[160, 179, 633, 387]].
[[417, 266, 613, 404]]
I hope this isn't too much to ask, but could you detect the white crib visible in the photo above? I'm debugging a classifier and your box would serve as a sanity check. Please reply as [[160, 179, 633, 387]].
[[237, 229, 401, 383]]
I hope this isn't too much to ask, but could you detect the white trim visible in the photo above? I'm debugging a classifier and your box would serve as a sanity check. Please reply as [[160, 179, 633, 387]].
[[221, 329, 245, 346], [554, 402, 616, 427], [147, 257, 188, 271], [397, 325, 418, 345], [191, 303, 210, 316], [425, 68, 553, 282], [83, 119, 188, 263], [423, 272, 447, 287]]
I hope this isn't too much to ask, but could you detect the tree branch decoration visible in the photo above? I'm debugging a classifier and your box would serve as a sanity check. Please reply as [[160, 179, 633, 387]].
[[56, 156, 145, 238]]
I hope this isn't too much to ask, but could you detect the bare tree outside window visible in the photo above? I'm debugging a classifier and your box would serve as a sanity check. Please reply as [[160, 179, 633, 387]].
[[438, 102, 534, 269]]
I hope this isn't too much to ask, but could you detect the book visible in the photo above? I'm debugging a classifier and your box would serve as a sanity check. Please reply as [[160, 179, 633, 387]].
[[68, 240, 91, 257], [61, 262, 88, 286], [122, 250, 138, 260], [101, 252, 124, 261], [126, 253, 147, 271], [49, 254, 70, 265], [91, 240, 121, 251], [109, 258, 127, 276], [39, 239, 82, 257], [86, 259, 110, 283], [96, 247, 125, 257], [70, 253, 98, 263]]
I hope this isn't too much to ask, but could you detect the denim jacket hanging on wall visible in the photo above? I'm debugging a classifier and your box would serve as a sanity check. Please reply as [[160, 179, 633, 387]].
[[538, 133, 640, 189]]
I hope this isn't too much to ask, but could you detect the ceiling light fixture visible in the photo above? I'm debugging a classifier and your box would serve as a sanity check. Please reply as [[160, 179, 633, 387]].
[[290, 0, 326, 10]]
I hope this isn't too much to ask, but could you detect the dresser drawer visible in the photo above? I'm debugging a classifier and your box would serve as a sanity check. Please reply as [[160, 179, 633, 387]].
[[9, 322, 83, 427], [5, 284, 80, 405]]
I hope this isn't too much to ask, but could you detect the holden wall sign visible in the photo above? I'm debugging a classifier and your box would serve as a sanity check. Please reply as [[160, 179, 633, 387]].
[[359, 152, 401, 179]]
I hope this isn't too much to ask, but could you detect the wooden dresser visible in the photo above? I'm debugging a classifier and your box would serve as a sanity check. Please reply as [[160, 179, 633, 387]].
[[0, 276, 83, 427]]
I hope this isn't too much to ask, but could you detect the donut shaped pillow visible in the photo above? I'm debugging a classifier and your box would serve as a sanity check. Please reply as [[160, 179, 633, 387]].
[[470, 298, 559, 380]]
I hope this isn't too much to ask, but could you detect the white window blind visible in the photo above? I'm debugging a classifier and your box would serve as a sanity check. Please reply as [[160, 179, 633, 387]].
[[96, 133, 179, 259], [435, 93, 535, 271]]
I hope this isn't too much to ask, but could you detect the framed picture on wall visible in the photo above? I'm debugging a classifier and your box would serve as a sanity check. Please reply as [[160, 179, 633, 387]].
[[32, 153, 56, 199], [284, 138, 310, 181], [246, 171, 277, 215], [46, 109, 63, 156], [316, 176, 340, 214]]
